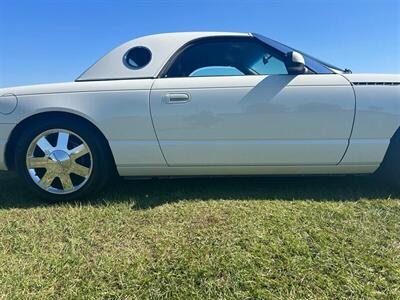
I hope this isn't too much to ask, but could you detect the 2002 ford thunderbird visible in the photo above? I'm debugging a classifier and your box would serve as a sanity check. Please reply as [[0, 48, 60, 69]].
[[0, 32, 399, 201]]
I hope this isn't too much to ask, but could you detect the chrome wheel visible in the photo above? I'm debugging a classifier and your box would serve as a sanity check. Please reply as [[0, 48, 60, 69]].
[[26, 129, 93, 195]]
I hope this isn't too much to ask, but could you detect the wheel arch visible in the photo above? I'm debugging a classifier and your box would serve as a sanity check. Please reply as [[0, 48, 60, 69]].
[[373, 126, 400, 176], [5, 111, 117, 173], [384, 125, 400, 160]]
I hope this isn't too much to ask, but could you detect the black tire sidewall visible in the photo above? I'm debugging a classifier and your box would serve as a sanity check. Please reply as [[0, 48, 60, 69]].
[[375, 133, 400, 187], [14, 117, 110, 202]]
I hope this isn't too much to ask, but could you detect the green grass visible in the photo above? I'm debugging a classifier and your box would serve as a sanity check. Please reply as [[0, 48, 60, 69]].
[[0, 171, 399, 299]]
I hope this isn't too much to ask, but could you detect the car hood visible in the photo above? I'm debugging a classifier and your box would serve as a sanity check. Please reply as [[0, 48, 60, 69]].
[[342, 73, 400, 85]]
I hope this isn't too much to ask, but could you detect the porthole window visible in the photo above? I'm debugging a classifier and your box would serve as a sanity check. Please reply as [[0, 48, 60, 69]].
[[124, 47, 152, 69]]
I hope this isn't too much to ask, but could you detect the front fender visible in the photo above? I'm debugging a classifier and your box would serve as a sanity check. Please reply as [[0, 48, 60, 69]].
[[341, 79, 400, 166]]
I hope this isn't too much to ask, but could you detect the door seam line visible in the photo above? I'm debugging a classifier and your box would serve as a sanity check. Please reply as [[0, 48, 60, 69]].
[[337, 74, 357, 165], [148, 80, 169, 166]]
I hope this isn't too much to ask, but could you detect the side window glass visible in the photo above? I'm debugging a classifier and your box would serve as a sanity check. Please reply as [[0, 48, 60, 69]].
[[251, 55, 288, 75], [164, 38, 287, 78], [189, 66, 244, 77]]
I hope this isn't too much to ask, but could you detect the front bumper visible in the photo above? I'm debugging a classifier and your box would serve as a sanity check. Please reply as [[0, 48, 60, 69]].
[[0, 124, 15, 170]]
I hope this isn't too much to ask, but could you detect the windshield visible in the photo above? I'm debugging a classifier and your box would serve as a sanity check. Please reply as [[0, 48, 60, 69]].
[[253, 33, 345, 74]]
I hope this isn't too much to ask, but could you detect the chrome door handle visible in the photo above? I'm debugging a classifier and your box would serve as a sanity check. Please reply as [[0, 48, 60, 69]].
[[164, 93, 190, 103]]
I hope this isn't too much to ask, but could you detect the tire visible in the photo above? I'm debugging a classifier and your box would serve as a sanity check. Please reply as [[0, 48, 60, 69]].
[[14, 117, 112, 202], [375, 130, 400, 187]]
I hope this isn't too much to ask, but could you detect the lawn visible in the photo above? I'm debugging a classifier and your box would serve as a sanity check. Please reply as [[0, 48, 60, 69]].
[[0, 171, 399, 299]]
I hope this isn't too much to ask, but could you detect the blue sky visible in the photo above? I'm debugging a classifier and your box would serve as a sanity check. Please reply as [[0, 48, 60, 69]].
[[0, 0, 399, 88]]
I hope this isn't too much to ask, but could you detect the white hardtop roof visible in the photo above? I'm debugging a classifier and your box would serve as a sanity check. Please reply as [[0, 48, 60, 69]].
[[77, 32, 251, 81]]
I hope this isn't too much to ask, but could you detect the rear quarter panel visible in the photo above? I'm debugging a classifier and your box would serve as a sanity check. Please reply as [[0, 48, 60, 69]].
[[0, 80, 166, 168]]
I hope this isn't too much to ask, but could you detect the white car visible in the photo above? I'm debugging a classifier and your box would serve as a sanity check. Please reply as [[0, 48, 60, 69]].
[[0, 32, 399, 201]]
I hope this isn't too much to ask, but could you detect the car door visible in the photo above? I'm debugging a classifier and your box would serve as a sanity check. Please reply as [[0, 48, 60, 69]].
[[150, 37, 355, 166]]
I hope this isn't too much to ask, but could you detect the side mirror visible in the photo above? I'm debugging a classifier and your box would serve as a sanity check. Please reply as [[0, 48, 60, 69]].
[[285, 51, 306, 74]]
